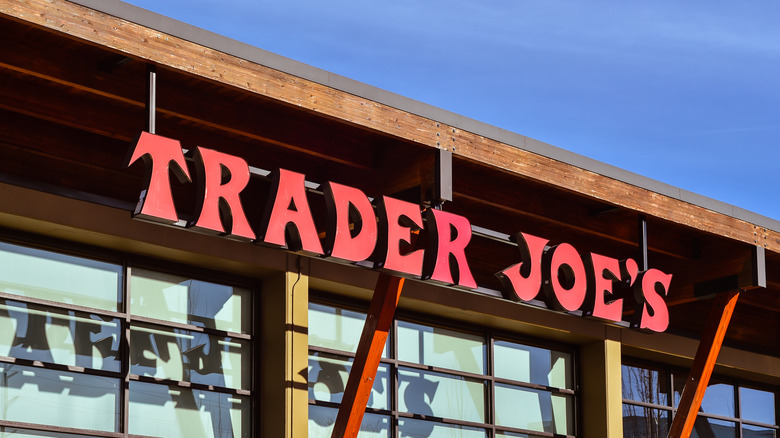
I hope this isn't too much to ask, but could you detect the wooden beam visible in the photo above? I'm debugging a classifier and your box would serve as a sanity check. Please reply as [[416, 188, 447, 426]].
[[664, 243, 766, 308], [331, 273, 404, 438], [668, 290, 740, 438]]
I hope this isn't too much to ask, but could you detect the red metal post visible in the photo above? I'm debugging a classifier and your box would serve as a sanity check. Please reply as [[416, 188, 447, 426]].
[[668, 290, 740, 438], [331, 273, 405, 438]]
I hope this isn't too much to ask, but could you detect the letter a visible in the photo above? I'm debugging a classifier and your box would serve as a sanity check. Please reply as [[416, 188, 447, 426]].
[[261, 169, 323, 255]]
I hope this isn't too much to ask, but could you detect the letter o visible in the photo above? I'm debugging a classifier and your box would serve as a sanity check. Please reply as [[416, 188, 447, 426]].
[[543, 243, 587, 312]]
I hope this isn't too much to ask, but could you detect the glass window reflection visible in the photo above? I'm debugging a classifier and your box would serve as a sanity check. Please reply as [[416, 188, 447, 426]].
[[690, 417, 736, 438], [672, 375, 734, 416], [0, 242, 121, 311], [0, 427, 97, 437], [0, 364, 119, 432], [623, 364, 668, 406], [130, 324, 248, 390], [309, 303, 387, 356], [398, 418, 486, 438], [308, 302, 576, 436], [308, 352, 389, 409], [398, 368, 485, 423], [622, 404, 669, 438], [495, 340, 572, 389], [308, 405, 390, 438], [495, 383, 572, 435], [0, 299, 120, 372], [743, 425, 777, 438], [397, 321, 485, 375], [624, 362, 779, 438], [700, 382, 735, 418], [129, 381, 249, 438], [130, 268, 250, 334], [741, 387, 776, 425]]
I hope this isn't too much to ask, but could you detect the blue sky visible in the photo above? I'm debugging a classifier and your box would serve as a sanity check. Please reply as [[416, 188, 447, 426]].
[[123, 0, 780, 221]]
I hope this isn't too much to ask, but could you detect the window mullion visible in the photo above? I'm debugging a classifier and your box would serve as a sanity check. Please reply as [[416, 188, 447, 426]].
[[487, 332, 495, 437], [121, 263, 131, 437], [392, 316, 399, 438]]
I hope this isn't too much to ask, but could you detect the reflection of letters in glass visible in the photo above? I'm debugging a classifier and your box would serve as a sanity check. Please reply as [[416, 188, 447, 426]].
[[130, 324, 248, 390], [128, 269, 251, 436], [0, 364, 120, 431], [130, 269, 250, 334], [308, 302, 576, 437], [0, 300, 120, 371]]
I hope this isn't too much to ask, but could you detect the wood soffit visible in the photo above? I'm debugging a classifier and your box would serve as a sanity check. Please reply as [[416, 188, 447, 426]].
[[1, 0, 778, 253]]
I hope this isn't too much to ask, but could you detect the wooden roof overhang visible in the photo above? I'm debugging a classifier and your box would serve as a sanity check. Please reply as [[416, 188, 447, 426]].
[[1, 0, 779, 357]]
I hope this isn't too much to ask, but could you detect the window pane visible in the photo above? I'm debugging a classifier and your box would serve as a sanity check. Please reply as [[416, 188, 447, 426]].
[[0, 428, 96, 438], [0, 242, 121, 311], [0, 364, 119, 432], [494, 341, 571, 389], [741, 387, 776, 425], [700, 383, 735, 417], [398, 368, 485, 423], [496, 432, 550, 438], [623, 364, 669, 406], [690, 417, 736, 438], [309, 303, 387, 355], [673, 374, 733, 416], [308, 352, 389, 409], [129, 381, 248, 437], [397, 321, 485, 374], [743, 425, 777, 438], [496, 432, 532, 438], [130, 268, 250, 334], [308, 405, 390, 438], [398, 418, 486, 438], [622, 404, 669, 438], [130, 324, 248, 390], [495, 383, 572, 435], [0, 299, 120, 371]]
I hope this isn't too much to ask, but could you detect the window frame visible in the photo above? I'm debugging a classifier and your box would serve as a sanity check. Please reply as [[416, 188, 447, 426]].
[[622, 357, 780, 437], [308, 293, 579, 438], [0, 232, 259, 437]]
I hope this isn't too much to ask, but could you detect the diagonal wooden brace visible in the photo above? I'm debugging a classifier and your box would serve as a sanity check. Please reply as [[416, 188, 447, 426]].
[[331, 273, 405, 438], [667, 290, 740, 438]]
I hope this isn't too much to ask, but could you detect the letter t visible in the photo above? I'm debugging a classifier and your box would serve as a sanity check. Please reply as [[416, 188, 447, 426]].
[[126, 132, 191, 223]]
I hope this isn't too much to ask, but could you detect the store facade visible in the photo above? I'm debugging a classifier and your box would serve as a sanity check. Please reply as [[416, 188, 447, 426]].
[[1, 1, 779, 437]]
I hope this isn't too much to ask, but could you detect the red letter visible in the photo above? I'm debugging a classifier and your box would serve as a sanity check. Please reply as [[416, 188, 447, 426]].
[[585, 253, 623, 322], [374, 196, 424, 277], [191, 147, 255, 240], [633, 269, 672, 332], [423, 209, 476, 289], [262, 169, 323, 254], [620, 258, 639, 289], [323, 182, 377, 262], [126, 132, 190, 223], [542, 243, 587, 312], [496, 233, 548, 302]]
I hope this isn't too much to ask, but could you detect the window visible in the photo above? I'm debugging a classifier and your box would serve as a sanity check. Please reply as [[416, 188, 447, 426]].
[[308, 301, 577, 437], [0, 241, 253, 437], [622, 360, 778, 438]]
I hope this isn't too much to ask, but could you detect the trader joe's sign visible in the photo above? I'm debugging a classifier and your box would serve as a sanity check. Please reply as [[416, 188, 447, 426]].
[[127, 131, 672, 332]]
